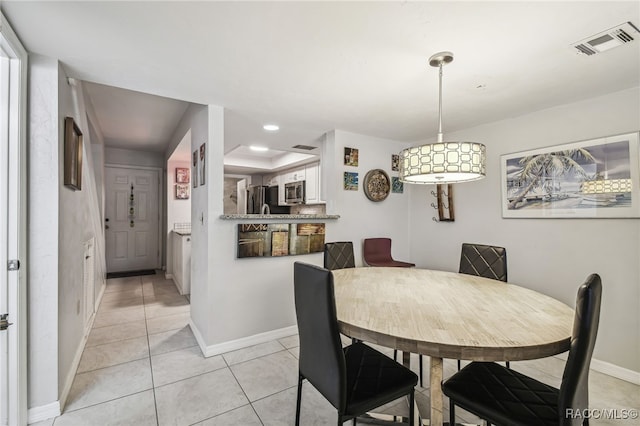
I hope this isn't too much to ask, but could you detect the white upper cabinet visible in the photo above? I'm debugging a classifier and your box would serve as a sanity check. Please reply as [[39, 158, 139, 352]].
[[305, 162, 320, 204], [274, 161, 323, 205]]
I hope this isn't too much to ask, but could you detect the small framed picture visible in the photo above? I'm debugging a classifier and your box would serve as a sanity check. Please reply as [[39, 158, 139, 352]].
[[344, 147, 359, 167], [64, 117, 83, 191], [175, 184, 189, 200], [392, 177, 404, 193], [176, 167, 190, 183], [199, 143, 206, 186], [391, 154, 399, 171], [192, 150, 198, 188], [344, 172, 358, 190]]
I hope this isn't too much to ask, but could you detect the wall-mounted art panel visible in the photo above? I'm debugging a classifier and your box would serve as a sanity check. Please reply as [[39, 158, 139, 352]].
[[237, 223, 325, 258]]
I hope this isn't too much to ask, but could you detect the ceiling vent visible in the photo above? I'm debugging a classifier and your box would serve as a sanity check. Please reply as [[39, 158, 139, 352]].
[[572, 21, 639, 56], [292, 144, 317, 150]]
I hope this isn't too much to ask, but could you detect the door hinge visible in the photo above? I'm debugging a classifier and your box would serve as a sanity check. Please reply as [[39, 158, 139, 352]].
[[0, 314, 13, 331], [7, 259, 20, 271]]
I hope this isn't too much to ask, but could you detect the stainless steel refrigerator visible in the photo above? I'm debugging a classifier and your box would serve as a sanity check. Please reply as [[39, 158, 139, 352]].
[[246, 185, 267, 214]]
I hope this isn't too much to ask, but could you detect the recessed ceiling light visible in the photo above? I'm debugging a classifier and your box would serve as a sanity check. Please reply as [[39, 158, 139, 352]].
[[263, 124, 279, 131], [250, 145, 269, 152]]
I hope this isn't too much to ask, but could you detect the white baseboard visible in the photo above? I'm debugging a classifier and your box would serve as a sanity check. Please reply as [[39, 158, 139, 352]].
[[27, 401, 60, 424], [554, 353, 640, 385], [189, 321, 298, 358], [58, 282, 105, 412]]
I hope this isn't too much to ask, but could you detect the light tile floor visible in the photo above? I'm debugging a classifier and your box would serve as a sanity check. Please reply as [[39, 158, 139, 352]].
[[31, 272, 639, 425]]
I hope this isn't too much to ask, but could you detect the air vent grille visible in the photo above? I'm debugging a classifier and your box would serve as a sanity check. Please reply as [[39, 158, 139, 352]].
[[571, 21, 638, 56], [292, 144, 317, 150], [615, 29, 634, 43]]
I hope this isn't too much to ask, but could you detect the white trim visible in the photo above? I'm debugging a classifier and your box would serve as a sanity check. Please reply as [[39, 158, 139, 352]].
[[0, 11, 28, 426], [190, 321, 298, 358], [554, 353, 640, 385], [58, 308, 99, 412], [27, 401, 60, 425]]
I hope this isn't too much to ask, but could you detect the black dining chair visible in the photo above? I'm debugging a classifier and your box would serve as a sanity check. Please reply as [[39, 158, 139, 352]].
[[294, 262, 418, 426], [459, 242, 508, 282], [324, 242, 356, 270], [442, 273, 602, 426], [457, 242, 509, 370]]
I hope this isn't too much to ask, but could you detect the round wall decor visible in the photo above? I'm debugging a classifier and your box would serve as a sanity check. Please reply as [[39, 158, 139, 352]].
[[363, 169, 391, 202]]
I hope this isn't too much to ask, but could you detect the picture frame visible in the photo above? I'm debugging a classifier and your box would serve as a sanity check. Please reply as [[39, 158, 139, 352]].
[[199, 143, 206, 186], [344, 171, 358, 190], [175, 167, 190, 183], [391, 154, 399, 171], [64, 117, 83, 190], [391, 176, 403, 193], [175, 184, 189, 200], [192, 150, 198, 188], [344, 147, 359, 166], [501, 132, 640, 218]]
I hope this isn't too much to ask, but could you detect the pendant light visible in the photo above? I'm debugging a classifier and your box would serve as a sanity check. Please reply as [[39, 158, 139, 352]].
[[399, 52, 486, 184]]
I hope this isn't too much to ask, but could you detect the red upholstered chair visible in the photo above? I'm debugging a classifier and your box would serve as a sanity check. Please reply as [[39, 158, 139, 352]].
[[363, 238, 415, 268]]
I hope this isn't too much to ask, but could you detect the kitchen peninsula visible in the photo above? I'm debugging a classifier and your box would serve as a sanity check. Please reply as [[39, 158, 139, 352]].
[[220, 213, 340, 220]]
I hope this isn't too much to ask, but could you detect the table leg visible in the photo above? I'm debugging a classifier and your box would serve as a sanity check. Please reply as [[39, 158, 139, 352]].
[[430, 356, 444, 426]]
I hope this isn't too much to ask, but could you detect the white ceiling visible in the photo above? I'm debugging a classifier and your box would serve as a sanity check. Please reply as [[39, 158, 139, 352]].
[[3, 1, 640, 162]]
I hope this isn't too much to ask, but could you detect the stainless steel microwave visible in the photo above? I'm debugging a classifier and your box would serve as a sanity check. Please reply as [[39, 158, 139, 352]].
[[284, 181, 305, 204]]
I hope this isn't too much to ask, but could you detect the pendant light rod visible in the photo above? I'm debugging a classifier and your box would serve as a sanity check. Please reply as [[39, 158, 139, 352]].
[[429, 51, 453, 143], [437, 63, 444, 143]]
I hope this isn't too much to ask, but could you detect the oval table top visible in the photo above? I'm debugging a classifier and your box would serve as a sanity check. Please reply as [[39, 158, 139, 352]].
[[332, 267, 574, 362]]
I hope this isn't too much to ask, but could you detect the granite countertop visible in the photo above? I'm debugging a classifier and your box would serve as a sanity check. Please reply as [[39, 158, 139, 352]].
[[220, 214, 340, 220]]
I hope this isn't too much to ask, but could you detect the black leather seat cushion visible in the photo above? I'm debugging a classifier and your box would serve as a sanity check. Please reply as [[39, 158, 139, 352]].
[[343, 342, 418, 416], [442, 362, 559, 426]]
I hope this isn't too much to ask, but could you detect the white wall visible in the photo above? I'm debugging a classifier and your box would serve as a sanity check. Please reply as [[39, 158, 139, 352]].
[[57, 68, 108, 406], [105, 146, 163, 168], [27, 55, 107, 419], [27, 55, 59, 411], [165, 158, 191, 275], [407, 87, 640, 373], [327, 130, 411, 265]]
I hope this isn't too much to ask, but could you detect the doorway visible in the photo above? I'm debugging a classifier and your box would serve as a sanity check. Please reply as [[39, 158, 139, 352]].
[[0, 11, 27, 426], [104, 166, 161, 273]]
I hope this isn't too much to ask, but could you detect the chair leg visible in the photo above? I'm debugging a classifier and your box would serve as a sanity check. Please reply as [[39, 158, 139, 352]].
[[457, 359, 461, 371], [295, 374, 303, 426], [419, 355, 423, 387], [449, 398, 456, 426], [505, 361, 510, 369], [409, 389, 415, 426], [352, 417, 357, 425], [394, 349, 398, 361]]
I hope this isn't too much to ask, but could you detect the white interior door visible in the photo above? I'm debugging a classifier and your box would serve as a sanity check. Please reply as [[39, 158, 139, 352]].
[[0, 12, 27, 426], [105, 166, 160, 272]]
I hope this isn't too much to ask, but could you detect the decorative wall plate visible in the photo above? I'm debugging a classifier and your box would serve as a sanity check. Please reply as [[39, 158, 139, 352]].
[[363, 169, 391, 202]]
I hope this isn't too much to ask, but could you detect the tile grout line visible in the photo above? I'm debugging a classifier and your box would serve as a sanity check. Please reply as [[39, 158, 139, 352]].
[[143, 276, 162, 426]]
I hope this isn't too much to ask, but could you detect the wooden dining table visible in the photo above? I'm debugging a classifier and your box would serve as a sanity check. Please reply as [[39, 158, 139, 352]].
[[332, 267, 574, 426]]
